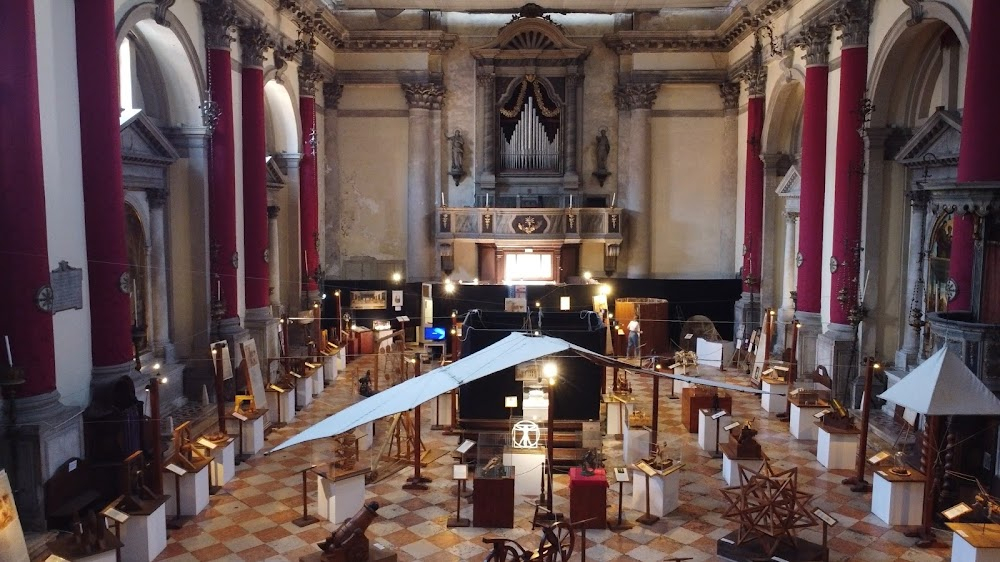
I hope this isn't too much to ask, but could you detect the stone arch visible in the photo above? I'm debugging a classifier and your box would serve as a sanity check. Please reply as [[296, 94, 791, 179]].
[[116, 4, 205, 126], [264, 76, 301, 155], [762, 78, 805, 159]]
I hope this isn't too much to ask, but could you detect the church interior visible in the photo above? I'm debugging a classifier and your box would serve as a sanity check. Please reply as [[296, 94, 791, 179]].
[[1, 0, 999, 560]]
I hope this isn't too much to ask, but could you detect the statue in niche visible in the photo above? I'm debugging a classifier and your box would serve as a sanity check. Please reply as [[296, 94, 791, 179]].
[[593, 129, 611, 186], [446, 129, 465, 185]]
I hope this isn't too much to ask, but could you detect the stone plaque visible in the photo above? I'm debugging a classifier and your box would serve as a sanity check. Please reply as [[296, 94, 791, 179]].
[[50, 261, 83, 313]]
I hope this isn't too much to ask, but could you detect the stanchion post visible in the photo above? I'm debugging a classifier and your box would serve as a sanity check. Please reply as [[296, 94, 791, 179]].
[[292, 465, 319, 527]]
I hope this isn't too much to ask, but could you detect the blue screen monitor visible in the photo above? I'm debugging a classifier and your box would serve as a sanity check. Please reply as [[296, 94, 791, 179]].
[[424, 327, 446, 341]]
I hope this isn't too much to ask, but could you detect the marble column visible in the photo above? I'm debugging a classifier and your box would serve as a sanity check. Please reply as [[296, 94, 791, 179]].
[[775, 211, 799, 352], [895, 192, 929, 370], [299, 48, 322, 299], [819, 2, 869, 402], [614, 83, 658, 278], [147, 189, 173, 362], [267, 205, 281, 307], [564, 74, 580, 187], [1, 0, 82, 531], [949, 0, 1000, 313], [791, 24, 831, 374], [323, 82, 343, 275], [74, 0, 136, 394], [476, 71, 497, 191], [403, 83, 445, 281]]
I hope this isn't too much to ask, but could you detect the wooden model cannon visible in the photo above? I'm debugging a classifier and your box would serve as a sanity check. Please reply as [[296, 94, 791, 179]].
[[315, 501, 381, 562], [728, 419, 762, 458], [820, 399, 856, 431]]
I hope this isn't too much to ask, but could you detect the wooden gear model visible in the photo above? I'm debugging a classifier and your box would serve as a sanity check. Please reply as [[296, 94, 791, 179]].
[[331, 432, 361, 471], [168, 421, 212, 472], [482, 520, 576, 561]]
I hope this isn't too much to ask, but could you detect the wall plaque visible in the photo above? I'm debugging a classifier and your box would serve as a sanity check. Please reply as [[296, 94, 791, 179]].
[[50, 261, 83, 313], [513, 215, 547, 234]]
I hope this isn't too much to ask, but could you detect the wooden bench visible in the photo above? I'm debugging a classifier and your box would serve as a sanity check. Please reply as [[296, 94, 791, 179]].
[[45, 457, 102, 531]]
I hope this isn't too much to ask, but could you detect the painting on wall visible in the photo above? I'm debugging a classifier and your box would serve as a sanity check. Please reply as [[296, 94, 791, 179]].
[[352, 290, 387, 310]]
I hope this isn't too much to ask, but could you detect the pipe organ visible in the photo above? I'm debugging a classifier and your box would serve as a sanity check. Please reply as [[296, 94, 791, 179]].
[[499, 96, 561, 172]]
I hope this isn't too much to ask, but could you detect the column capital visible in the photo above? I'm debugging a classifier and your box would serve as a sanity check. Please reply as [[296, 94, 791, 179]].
[[833, 0, 871, 49], [238, 16, 273, 69], [323, 81, 344, 109], [147, 188, 168, 209], [476, 72, 494, 87], [267, 205, 281, 219], [199, 0, 237, 51], [614, 83, 658, 111], [402, 82, 445, 110], [790, 22, 832, 67], [785, 210, 800, 222], [298, 52, 324, 98], [719, 82, 740, 110]]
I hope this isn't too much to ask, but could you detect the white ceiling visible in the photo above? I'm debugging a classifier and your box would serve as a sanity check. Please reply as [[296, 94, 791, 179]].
[[325, 0, 740, 13]]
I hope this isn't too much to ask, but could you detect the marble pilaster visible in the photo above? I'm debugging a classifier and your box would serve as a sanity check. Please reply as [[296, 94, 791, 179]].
[[147, 189, 173, 362], [775, 211, 799, 352], [403, 83, 445, 281], [267, 205, 281, 307], [614, 83, 657, 278]]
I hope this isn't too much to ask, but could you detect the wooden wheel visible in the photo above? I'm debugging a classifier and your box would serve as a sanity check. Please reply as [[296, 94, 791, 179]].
[[534, 521, 574, 561], [482, 538, 529, 562]]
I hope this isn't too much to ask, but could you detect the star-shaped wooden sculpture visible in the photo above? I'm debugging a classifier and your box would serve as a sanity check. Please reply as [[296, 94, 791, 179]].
[[719, 459, 818, 557]]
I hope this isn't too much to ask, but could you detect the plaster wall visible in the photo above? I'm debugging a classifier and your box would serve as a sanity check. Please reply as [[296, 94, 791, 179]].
[[335, 53, 428, 71], [441, 36, 477, 208], [633, 52, 727, 71]]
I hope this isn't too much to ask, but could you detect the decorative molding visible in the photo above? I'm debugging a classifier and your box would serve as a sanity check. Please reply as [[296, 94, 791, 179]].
[[336, 30, 458, 53], [789, 22, 832, 66], [322, 81, 344, 109], [199, 0, 238, 51], [298, 52, 324, 97], [650, 109, 727, 119], [832, 0, 871, 48], [629, 69, 729, 85], [337, 109, 410, 119], [903, 0, 926, 27], [614, 83, 658, 111], [153, 0, 176, 27], [238, 16, 273, 69], [719, 82, 740, 110], [402, 83, 445, 110]]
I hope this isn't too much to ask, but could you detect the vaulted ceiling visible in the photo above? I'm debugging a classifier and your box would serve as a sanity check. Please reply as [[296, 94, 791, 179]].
[[321, 0, 742, 13]]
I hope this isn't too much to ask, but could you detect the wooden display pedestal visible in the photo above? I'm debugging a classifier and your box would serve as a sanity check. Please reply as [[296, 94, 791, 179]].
[[948, 523, 1000, 562], [321, 353, 338, 384], [210, 437, 236, 487], [720, 442, 764, 486], [871, 469, 925, 526], [697, 409, 730, 452], [605, 396, 634, 437], [317, 468, 370, 524], [681, 388, 731, 433], [629, 466, 680, 516], [429, 392, 453, 430], [295, 374, 314, 408], [816, 426, 860, 469], [760, 377, 788, 413], [120, 499, 169, 562], [622, 423, 649, 465], [309, 364, 324, 394], [473, 473, 515, 528], [266, 386, 295, 425], [226, 409, 268, 457], [47, 532, 122, 562], [569, 467, 607, 529], [717, 530, 827, 562], [789, 399, 828, 440], [164, 464, 210, 517], [504, 450, 545, 496]]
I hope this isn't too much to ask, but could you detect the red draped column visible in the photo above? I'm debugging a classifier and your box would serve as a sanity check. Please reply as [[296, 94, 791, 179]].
[[794, 25, 831, 315], [741, 79, 765, 294], [202, 2, 240, 321], [75, 0, 135, 378], [240, 22, 272, 311], [828, 17, 869, 326], [0, 0, 56, 398], [948, 0, 1000, 312], [299, 51, 322, 297]]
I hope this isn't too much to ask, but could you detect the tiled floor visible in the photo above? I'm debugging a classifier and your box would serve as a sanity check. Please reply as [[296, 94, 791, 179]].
[[154, 352, 954, 561]]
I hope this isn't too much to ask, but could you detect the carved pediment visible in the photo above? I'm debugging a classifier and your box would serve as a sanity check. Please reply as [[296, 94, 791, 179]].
[[775, 165, 800, 198], [895, 109, 962, 168], [120, 109, 179, 166], [472, 18, 590, 63], [265, 156, 286, 190]]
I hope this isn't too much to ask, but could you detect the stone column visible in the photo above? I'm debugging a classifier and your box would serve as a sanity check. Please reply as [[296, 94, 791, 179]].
[[896, 191, 929, 370], [819, 1, 869, 402], [267, 205, 281, 307], [775, 211, 799, 352], [476, 71, 496, 191], [403, 83, 445, 281], [564, 74, 579, 187], [299, 47, 323, 301], [74, 0, 136, 395], [949, 0, 1000, 313], [734, 65, 766, 338], [323, 82, 343, 275], [1, 0, 82, 531], [791, 23, 831, 374], [147, 189, 173, 362], [614, 83, 658, 278]]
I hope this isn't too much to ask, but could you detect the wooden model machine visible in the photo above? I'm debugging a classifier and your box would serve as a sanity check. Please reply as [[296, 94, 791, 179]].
[[820, 399, 856, 431], [729, 419, 762, 458], [167, 421, 212, 472]]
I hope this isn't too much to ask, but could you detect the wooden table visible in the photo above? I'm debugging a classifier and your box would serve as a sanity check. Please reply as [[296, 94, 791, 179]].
[[681, 388, 731, 433], [569, 467, 608, 529]]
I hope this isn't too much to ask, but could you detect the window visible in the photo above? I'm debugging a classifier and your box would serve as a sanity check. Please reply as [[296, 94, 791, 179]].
[[504, 251, 553, 282]]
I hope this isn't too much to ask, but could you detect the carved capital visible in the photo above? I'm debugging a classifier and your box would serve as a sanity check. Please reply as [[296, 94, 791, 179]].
[[402, 82, 446, 110], [238, 17, 273, 69], [267, 205, 281, 219], [147, 189, 168, 209], [719, 81, 740, 110], [785, 211, 799, 222], [323, 81, 344, 109], [476, 73, 494, 88], [613, 83, 658, 111], [791, 23, 832, 66], [298, 52, 324, 97], [833, 0, 871, 48], [199, 0, 237, 51]]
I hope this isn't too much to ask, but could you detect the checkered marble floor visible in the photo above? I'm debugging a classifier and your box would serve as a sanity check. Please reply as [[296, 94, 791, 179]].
[[154, 353, 953, 562]]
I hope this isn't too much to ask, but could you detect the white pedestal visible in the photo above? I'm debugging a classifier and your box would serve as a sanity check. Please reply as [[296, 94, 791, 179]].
[[296, 375, 314, 407], [697, 409, 731, 452], [69, 550, 117, 562], [623, 424, 650, 465], [266, 389, 295, 425], [429, 393, 453, 428], [629, 469, 680, 516], [310, 365, 324, 393], [211, 439, 236, 486], [722, 453, 764, 486], [871, 471, 925, 526], [356, 420, 376, 451], [951, 529, 1000, 562], [164, 464, 210, 517], [816, 428, 860, 469], [323, 354, 338, 383], [120, 502, 167, 562], [606, 400, 634, 436], [226, 414, 265, 455], [789, 403, 825, 440], [317, 472, 368, 524], [696, 338, 735, 368], [760, 379, 787, 413], [504, 451, 545, 496], [336, 347, 346, 370]]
